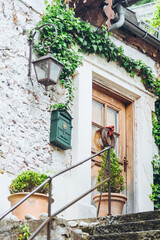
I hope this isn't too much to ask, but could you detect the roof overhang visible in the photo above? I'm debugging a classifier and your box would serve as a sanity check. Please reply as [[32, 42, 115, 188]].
[[69, 0, 160, 62]]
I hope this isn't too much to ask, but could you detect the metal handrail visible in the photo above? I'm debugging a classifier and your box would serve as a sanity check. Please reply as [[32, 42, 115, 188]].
[[97, 148, 111, 217], [29, 177, 110, 240], [0, 146, 112, 239]]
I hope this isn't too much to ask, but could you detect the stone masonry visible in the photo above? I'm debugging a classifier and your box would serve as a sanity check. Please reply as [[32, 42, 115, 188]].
[[0, 0, 72, 178]]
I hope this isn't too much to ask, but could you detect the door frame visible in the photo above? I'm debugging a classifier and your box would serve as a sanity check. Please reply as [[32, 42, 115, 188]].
[[92, 80, 134, 213]]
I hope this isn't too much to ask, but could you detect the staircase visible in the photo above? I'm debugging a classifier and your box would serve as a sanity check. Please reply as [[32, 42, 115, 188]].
[[86, 210, 160, 240], [1, 210, 160, 239]]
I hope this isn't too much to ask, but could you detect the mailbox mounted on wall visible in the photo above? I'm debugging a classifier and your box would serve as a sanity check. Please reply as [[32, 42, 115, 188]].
[[50, 110, 72, 150]]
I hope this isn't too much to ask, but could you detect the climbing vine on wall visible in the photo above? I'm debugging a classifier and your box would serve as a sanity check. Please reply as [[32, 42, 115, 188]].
[[33, 0, 160, 153], [148, 0, 160, 209], [149, 155, 160, 209], [150, 0, 160, 29]]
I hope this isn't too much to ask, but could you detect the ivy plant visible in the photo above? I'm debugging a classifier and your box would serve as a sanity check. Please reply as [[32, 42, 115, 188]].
[[150, 0, 160, 29], [33, 0, 160, 206], [149, 155, 160, 209], [34, 2, 160, 106], [33, 0, 160, 146]]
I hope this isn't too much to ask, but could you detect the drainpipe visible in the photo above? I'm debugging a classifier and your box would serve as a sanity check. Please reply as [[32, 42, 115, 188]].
[[102, 0, 160, 49], [105, 0, 142, 31], [109, 4, 126, 32]]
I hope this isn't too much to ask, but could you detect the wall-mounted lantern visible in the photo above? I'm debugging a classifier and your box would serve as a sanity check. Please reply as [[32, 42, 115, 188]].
[[28, 23, 64, 86]]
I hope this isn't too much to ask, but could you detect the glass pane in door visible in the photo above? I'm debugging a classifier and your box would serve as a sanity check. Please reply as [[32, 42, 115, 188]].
[[92, 100, 104, 150], [92, 100, 104, 126], [106, 107, 119, 132], [106, 107, 119, 156]]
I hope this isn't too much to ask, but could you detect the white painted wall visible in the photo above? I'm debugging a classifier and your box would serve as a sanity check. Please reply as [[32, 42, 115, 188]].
[[0, 175, 12, 216]]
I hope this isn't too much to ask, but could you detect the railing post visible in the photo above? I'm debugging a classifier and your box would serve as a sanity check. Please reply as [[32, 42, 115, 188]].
[[108, 148, 111, 216], [97, 147, 111, 217], [47, 178, 52, 240]]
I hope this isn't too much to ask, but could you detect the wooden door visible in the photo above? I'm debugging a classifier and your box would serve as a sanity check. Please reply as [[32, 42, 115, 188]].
[[91, 83, 133, 212], [92, 88, 126, 164]]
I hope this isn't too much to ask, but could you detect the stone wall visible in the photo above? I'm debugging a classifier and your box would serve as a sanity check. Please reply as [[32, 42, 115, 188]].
[[0, 0, 72, 177], [0, 0, 75, 218], [0, 216, 86, 240]]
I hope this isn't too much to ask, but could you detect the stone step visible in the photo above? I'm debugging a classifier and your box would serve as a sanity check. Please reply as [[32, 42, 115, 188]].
[[101, 210, 160, 225], [90, 230, 160, 240], [73, 210, 160, 227], [95, 219, 160, 235]]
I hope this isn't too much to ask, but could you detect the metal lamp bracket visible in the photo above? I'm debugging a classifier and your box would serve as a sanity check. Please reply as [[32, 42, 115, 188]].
[[28, 23, 58, 81]]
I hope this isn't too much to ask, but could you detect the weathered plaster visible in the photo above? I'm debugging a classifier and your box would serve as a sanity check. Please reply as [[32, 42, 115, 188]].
[[0, 0, 73, 217], [0, 0, 158, 220]]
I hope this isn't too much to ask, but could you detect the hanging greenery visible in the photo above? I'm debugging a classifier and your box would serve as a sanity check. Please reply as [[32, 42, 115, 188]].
[[150, 0, 160, 28], [149, 155, 160, 209], [33, 0, 160, 154], [148, 0, 160, 209]]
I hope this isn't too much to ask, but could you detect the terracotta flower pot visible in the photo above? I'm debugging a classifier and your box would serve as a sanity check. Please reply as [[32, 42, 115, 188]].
[[93, 192, 127, 217], [8, 192, 54, 220]]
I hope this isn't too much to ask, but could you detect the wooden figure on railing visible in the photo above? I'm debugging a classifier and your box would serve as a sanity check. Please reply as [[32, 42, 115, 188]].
[[94, 125, 115, 150]]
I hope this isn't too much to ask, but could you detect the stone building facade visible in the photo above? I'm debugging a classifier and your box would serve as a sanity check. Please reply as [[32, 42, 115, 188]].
[[0, 0, 159, 219]]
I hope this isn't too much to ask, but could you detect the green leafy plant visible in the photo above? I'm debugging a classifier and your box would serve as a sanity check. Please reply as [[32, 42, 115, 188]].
[[50, 102, 69, 111], [9, 170, 49, 195], [133, 0, 155, 6], [97, 148, 125, 193], [152, 112, 160, 148], [17, 223, 31, 240], [32, 0, 160, 204], [149, 155, 160, 209], [33, 1, 160, 155], [150, 0, 160, 28]]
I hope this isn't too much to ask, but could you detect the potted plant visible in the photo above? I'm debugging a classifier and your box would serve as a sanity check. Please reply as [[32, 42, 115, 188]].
[[93, 148, 127, 216], [8, 170, 54, 220]]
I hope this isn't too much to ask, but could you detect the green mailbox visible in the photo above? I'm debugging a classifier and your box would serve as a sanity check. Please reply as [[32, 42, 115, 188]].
[[50, 110, 72, 150]]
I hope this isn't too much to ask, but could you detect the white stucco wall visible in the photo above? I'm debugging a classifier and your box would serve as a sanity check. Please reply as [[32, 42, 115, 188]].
[[0, 0, 159, 220]]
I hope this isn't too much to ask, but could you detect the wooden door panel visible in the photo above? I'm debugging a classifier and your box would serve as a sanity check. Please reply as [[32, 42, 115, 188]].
[[92, 88, 126, 164], [92, 82, 133, 213]]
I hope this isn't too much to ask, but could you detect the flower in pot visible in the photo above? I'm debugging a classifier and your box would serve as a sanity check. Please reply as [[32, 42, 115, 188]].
[[8, 170, 54, 220], [93, 148, 127, 216]]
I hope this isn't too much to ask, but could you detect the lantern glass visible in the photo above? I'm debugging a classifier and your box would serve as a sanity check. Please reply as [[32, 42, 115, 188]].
[[49, 60, 63, 84], [34, 60, 49, 82], [32, 53, 64, 86]]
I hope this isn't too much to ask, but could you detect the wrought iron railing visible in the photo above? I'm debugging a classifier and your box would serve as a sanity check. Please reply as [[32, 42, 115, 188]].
[[0, 146, 112, 240]]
